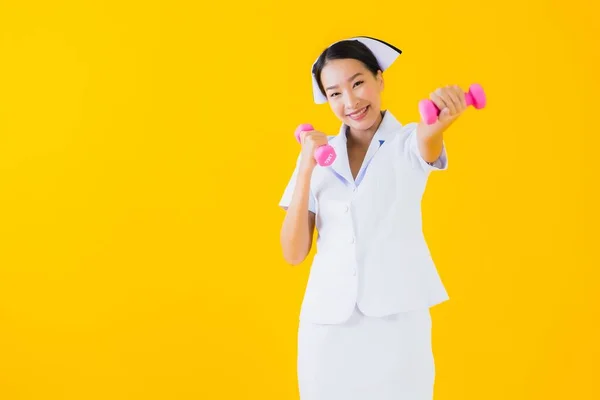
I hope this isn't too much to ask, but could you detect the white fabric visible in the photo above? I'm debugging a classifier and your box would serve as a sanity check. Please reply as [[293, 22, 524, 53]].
[[279, 152, 317, 214], [297, 306, 435, 400], [279, 110, 449, 399], [279, 110, 449, 325]]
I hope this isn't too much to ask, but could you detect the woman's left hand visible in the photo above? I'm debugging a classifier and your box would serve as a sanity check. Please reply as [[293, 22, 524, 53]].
[[429, 85, 467, 125]]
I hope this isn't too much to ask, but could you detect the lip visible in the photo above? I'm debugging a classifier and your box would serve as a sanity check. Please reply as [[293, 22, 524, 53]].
[[347, 105, 369, 120]]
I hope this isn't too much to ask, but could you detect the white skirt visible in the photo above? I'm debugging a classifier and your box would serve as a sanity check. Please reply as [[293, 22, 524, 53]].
[[297, 305, 435, 400]]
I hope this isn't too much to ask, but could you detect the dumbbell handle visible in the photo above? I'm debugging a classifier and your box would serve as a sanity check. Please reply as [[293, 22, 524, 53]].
[[294, 124, 337, 167], [419, 83, 486, 125]]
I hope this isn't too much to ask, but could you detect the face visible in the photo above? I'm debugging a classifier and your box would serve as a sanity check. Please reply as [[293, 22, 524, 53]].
[[320, 58, 384, 131]]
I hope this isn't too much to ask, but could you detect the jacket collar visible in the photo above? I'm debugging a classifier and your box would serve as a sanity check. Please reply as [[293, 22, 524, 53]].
[[326, 110, 403, 186]]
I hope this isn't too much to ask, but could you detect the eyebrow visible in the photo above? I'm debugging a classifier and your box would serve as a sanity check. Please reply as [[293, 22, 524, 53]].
[[325, 73, 363, 91]]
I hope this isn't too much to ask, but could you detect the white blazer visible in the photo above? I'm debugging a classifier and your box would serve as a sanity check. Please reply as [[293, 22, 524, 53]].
[[280, 111, 450, 325]]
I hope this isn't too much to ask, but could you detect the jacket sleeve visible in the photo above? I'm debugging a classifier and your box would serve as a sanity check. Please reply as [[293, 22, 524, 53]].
[[400, 122, 448, 173], [278, 153, 317, 213]]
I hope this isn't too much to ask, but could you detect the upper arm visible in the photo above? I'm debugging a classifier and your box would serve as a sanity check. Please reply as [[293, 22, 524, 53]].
[[308, 210, 316, 245], [279, 153, 317, 213]]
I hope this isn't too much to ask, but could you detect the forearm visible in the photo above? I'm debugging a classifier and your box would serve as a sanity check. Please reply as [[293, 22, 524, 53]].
[[416, 119, 453, 163], [280, 169, 314, 265]]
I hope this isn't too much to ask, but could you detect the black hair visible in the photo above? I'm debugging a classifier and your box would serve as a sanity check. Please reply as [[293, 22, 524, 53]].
[[312, 39, 382, 99]]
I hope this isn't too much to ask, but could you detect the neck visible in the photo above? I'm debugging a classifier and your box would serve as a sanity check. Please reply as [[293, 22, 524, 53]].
[[346, 110, 384, 148]]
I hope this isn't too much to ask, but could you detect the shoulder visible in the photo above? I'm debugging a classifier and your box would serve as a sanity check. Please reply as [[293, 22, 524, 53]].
[[397, 121, 418, 135], [378, 110, 417, 142], [384, 121, 419, 150]]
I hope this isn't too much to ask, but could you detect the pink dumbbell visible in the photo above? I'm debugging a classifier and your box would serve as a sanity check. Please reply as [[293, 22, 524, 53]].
[[418, 83, 486, 125], [294, 123, 337, 167]]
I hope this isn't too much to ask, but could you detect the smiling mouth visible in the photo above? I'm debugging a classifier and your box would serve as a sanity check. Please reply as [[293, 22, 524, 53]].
[[347, 106, 369, 118]]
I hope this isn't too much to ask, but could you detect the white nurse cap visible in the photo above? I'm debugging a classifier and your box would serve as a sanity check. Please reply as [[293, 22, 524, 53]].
[[311, 36, 402, 104]]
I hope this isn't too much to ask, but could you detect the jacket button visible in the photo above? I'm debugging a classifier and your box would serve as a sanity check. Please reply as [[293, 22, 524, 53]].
[[352, 269, 357, 276], [343, 204, 349, 212], [349, 237, 355, 244]]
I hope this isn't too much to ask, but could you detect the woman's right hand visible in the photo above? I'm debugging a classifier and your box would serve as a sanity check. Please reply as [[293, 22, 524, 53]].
[[298, 130, 330, 173]]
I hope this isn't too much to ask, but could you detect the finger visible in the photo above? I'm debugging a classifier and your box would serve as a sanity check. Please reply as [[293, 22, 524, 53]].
[[311, 133, 328, 145], [443, 86, 461, 115], [453, 85, 466, 110], [440, 86, 460, 115], [433, 89, 456, 116], [448, 85, 464, 112], [439, 107, 452, 121], [299, 131, 307, 143], [429, 91, 448, 112], [300, 130, 314, 144]]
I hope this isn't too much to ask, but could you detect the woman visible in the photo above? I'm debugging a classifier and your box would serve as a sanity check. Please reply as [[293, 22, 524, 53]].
[[279, 36, 467, 400]]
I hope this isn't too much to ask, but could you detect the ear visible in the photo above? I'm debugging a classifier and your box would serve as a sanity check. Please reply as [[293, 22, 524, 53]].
[[377, 70, 384, 91]]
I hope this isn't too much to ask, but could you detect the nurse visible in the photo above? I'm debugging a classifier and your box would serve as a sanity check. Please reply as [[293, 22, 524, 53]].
[[279, 36, 469, 400]]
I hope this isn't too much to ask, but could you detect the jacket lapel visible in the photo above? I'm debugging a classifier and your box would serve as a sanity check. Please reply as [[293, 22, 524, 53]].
[[324, 111, 403, 187], [327, 128, 355, 186]]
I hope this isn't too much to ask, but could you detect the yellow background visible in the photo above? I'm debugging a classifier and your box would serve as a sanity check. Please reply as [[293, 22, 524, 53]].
[[1, 0, 598, 399]]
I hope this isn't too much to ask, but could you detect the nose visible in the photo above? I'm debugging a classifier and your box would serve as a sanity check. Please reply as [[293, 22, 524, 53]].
[[345, 93, 358, 110]]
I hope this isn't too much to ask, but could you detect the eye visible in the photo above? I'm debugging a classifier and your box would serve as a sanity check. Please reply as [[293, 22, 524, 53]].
[[353, 80, 364, 87], [329, 92, 340, 98]]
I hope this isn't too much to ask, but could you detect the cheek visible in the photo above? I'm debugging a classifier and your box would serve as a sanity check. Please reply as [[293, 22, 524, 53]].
[[330, 102, 345, 117], [360, 85, 379, 102]]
